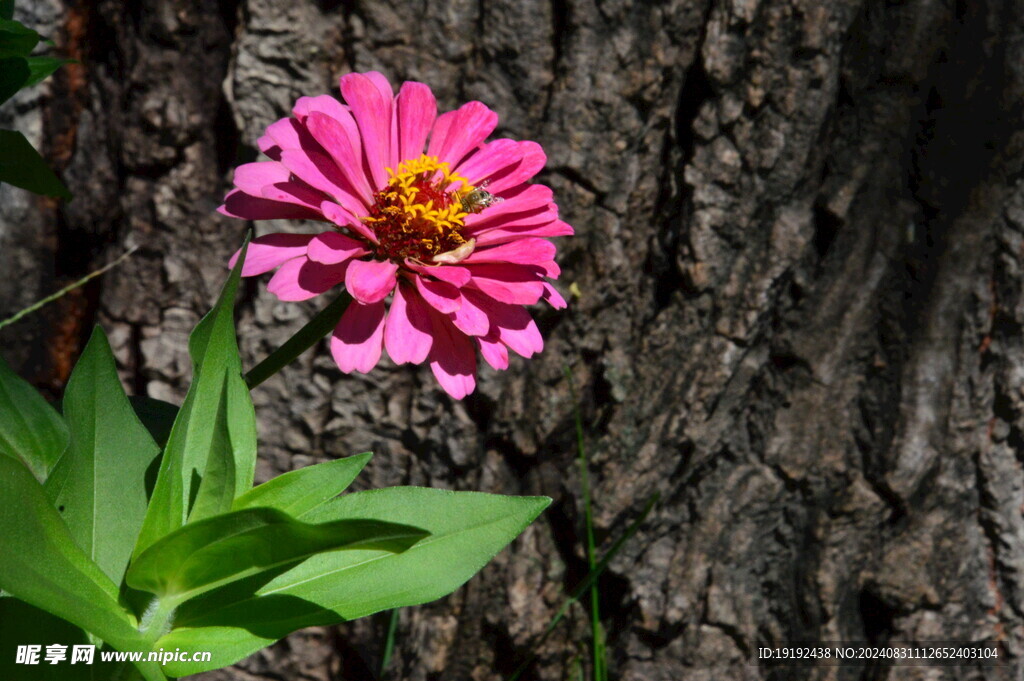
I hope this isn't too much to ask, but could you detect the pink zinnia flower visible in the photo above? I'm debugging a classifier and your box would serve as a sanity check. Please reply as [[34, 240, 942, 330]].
[[221, 72, 572, 399]]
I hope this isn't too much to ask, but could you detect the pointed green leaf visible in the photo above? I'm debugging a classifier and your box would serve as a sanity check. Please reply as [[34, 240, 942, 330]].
[[44, 327, 161, 585], [127, 507, 426, 607], [0, 456, 145, 653], [0, 18, 39, 58], [0, 351, 68, 481], [0, 2, 13, 22], [0, 598, 96, 681], [232, 452, 372, 517], [0, 56, 28, 104], [0, 130, 71, 199], [156, 488, 550, 676], [23, 55, 71, 88], [134, 236, 256, 557]]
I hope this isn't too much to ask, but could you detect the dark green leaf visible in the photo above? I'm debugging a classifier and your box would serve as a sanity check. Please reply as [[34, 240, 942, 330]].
[[232, 452, 372, 517], [0, 351, 68, 481], [133, 236, 256, 557], [157, 488, 550, 676], [128, 395, 179, 450], [0, 598, 96, 681], [0, 129, 71, 199], [0, 18, 39, 58], [0, 2, 14, 22], [44, 327, 161, 585], [0, 56, 28, 104], [127, 507, 426, 607], [24, 55, 71, 88], [0, 456, 150, 658]]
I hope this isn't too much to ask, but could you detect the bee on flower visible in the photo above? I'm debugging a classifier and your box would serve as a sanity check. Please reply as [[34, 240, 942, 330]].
[[221, 72, 572, 399]]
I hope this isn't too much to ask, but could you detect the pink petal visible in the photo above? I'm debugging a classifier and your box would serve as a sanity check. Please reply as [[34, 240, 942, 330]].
[[542, 281, 568, 309], [427, 310, 477, 399], [427, 101, 499, 166], [257, 134, 281, 160], [232, 162, 291, 195], [292, 94, 349, 122], [384, 283, 433, 365], [466, 205, 559, 235], [404, 261, 472, 287], [321, 201, 378, 243], [267, 257, 348, 302], [229, 233, 316, 276], [363, 72, 400, 170], [478, 334, 510, 370], [396, 81, 436, 162], [219, 190, 324, 222], [465, 290, 543, 358], [449, 292, 490, 336], [466, 264, 546, 305], [260, 179, 331, 211], [345, 258, 398, 304], [473, 219, 575, 247], [266, 118, 304, 152], [463, 238, 556, 266], [483, 141, 547, 194], [305, 111, 376, 204], [331, 300, 386, 373], [279, 148, 366, 215], [414, 275, 461, 313], [307, 232, 368, 265], [454, 139, 524, 186], [463, 184, 554, 226], [339, 72, 393, 191]]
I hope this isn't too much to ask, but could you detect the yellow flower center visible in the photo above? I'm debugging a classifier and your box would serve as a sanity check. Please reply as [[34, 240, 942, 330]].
[[363, 155, 475, 263]]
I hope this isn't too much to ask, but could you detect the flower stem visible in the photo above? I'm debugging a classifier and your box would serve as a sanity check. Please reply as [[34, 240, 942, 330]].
[[244, 291, 352, 389]]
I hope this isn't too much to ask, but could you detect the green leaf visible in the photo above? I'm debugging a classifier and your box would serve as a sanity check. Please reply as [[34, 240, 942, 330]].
[[0, 18, 39, 58], [127, 507, 426, 607], [0, 129, 71, 199], [0, 56, 28, 104], [156, 488, 550, 676], [128, 395, 179, 450], [0, 351, 68, 482], [0, 2, 13, 22], [0, 598, 96, 681], [232, 452, 372, 517], [44, 327, 161, 585], [133, 236, 256, 557], [0, 456, 150, 657], [24, 55, 71, 88]]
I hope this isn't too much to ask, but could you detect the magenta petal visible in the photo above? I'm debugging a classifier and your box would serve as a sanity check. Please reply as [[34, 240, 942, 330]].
[[484, 141, 547, 194], [449, 292, 490, 336], [292, 94, 348, 122], [266, 118, 304, 152], [463, 238, 556, 266], [232, 162, 291, 195], [465, 290, 543, 358], [229, 233, 316, 276], [473, 219, 575, 247], [305, 111, 375, 204], [396, 81, 436, 162], [542, 282, 568, 309], [321, 201, 378, 243], [278, 149, 365, 215], [427, 101, 499, 166], [427, 310, 477, 399], [466, 264, 546, 305], [414, 275, 462, 313], [339, 72, 393, 191], [219, 190, 324, 222], [345, 259, 399, 304], [384, 283, 433, 364], [455, 139, 524, 186], [307, 232, 368, 265], [267, 257, 348, 302], [404, 261, 472, 287], [478, 334, 510, 371], [331, 300, 386, 373]]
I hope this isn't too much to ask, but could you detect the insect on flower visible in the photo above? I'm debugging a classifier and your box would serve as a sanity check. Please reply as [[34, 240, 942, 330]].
[[220, 71, 573, 399]]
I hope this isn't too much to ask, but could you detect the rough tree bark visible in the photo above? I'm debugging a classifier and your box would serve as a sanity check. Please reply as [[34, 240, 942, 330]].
[[2, 0, 1024, 679]]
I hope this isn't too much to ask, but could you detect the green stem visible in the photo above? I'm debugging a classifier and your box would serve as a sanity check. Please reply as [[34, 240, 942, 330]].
[[244, 291, 352, 389], [565, 367, 603, 680], [380, 608, 400, 676], [507, 493, 659, 681]]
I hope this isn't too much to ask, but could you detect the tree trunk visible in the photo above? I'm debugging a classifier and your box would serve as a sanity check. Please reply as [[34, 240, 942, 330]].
[[3, 0, 1024, 679]]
